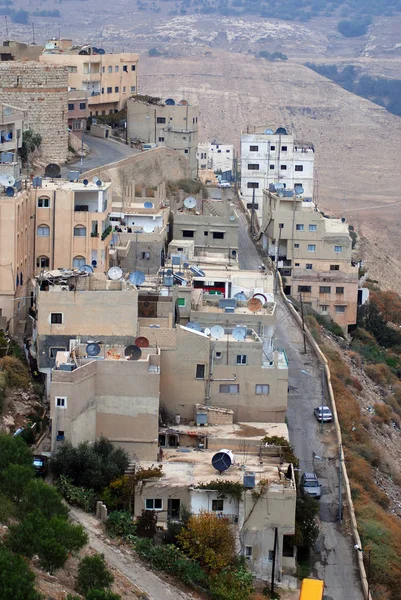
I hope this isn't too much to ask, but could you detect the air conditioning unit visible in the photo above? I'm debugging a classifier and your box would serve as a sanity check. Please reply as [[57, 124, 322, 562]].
[[243, 472, 256, 489]]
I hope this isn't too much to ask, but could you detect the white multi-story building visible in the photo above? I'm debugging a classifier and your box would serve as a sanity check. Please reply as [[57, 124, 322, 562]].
[[197, 142, 234, 175], [240, 127, 314, 224]]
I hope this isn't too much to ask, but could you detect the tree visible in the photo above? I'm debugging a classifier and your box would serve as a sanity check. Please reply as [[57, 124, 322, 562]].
[[178, 510, 235, 572], [0, 543, 42, 600], [0, 464, 34, 503], [20, 478, 68, 520], [11, 9, 29, 23], [76, 554, 114, 595], [19, 129, 42, 163], [0, 434, 33, 471], [294, 495, 319, 555], [86, 591, 121, 600], [210, 567, 253, 600], [135, 509, 158, 539]]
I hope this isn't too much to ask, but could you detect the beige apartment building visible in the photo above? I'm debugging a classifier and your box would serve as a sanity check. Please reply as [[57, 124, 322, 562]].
[[40, 40, 138, 116], [127, 97, 199, 177], [0, 103, 25, 180], [33, 178, 112, 274], [262, 188, 358, 329]]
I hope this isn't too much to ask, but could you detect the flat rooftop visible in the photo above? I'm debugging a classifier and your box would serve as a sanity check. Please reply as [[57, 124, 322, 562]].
[[32, 179, 111, 191], [162, 421, 289, 442]]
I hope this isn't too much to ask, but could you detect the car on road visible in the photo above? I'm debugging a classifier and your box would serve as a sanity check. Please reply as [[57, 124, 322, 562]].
[[33, 455, 48, 478], [300, 472, 322, 499], [218, 180, 231, 188], [314, 406, 333, 423]]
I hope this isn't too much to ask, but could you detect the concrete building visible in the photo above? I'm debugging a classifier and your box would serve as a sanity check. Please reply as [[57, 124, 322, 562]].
[[0, 61, 68, 163], [0, 186, 35, 335], [134, 428, 296, 581], [262, 187, 358, 329], [240, 126, 314, 225], [40, 40, 138, 117], [68, 90, 90, 134], [127, 97, 199, 177], [0, 40, 43, 62], [33, 177, 112, 275], [197, 142, 234, 178], [0, 102, 25, 179]]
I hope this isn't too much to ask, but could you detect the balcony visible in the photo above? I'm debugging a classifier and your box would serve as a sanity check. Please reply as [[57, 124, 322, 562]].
[[292, 268, 359, 283]]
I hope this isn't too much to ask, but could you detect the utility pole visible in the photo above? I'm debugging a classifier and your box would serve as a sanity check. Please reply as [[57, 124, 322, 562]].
[[271, 527, 278, 597], [338, 443, 343, 524], [80, 128, 84, 174], [250, 187, 255, 236], [320, 365, 325, 435], [274, 224, 282, 294], [299, 293, 307, 354], [5, 16, 9, 39]]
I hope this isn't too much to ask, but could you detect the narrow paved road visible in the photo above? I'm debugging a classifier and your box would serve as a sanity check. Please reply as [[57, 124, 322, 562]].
[[237, 206, 364, 600], [63, 133, 140, 176]]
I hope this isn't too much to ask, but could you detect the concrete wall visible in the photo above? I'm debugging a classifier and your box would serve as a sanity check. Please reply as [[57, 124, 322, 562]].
[[173, 212, 239, 256], [134, 483, 190, 524], [0, 62, 68, 162]]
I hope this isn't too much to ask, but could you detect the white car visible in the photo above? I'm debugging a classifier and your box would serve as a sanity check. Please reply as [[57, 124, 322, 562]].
[[218, 180, 231, 188], [314, 406, 333, 423]]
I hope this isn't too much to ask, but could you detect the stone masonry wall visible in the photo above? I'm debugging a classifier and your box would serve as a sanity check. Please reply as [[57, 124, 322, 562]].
[[0, 62, 68, 163]]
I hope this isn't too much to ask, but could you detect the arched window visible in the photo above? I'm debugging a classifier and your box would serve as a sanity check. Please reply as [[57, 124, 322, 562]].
[[36, 256, 50, 268], [38, 196, 50, 208], [37, 224, 50, 237], [73, 256, 86, 269], [74, 225, 87, 237]]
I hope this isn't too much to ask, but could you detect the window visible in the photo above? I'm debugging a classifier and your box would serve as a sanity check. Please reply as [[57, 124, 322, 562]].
[[295, 262, 300, 266], [68, 103, 74, 111], [115, 65, 119, 72], [247, 163, 259, 170], [298, 285, 311, 293], [279, 223, 284, 229], [237, 355, 247, 365], [268, 551, 274, 561], [107, 87, 112, 94], [37, 224, 50, 237], [204, 231, 208, 236], [269, 164, 275, 170], [306, 263, 312, 270], [270, 145, 275, 151], [215, 351, 222, 359], [55, 396, 67, 408], [79, 102, 86, 110], [141, 252, 150, 260], [212, 499, 224, 511], [249, 145, 258, 151], [123, 86, 126, 93], [74, 225, 86, 237], [320, 305, 329, 314], [157, 117, 166, 124], [247, 182, 259, 189], [38, 196, 50, 208], [56, 430, 65, 441], [335, 305, 346, 313], [280, 164, 287, 170], [130, 86, 136, 93], [49, 347, 66, 358], [336, 287, 344, 294], [246, 203, 259, 210], [145, 499, 162, 510], [219, 384, 239, 394], [114, 86, 119, 93], [177, 298, 186, 307], [36, 256, 49, 268], [73, 256, 86, 268], [294, 243, 299, 248], [334, 246, 343, 253], [182, 230, 194, 238], [255, 384, 269, 395], [296, 224, 304, 231], [309, 224, 317, 231], [158, 137, 165, 142], [67, 66, 77, 73], [212, 231, 225, 239], [123, 65, 128, 72], [319, 286, 331, 294], [283, 535, 295, 558], [108, 66, 113, 73], [102, 67, 105, 73], [51, 313, 63, 324], [131, 64, 136, 71], [281, 145, 287, 151], [245, 546, 253, 558], [295, 165, 304, 171], [196, 364, 205, 379], [308, 244, 316, 252], [330, 264, 340, 271], [184, 149, 188, 154]]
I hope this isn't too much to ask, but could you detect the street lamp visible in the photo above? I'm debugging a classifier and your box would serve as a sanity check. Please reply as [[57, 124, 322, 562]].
[[354, 545, 371, 599]]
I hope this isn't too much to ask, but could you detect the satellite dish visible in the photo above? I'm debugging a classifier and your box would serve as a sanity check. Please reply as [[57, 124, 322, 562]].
[[247, 298, 263, 313], [44, 163, 61, 178], [107, 266, 123, 280], [232, 326, 247, 341], [96, 179, 102, 187], [166, 269, 173, 276], [253, 293, 267, 305], [144, 201, 154, 209], [183, 262, 189, 268], [184, 196, 196, 209], [83, 179, 89, 186], [230, 215, 236, 221], [234, 291, 248, 301], [97, 48, 105, 55], [143, 224, 155, 233], [86, 342, 101, 356], [179, 99, 188, 105], [92, 176, 99, 183], [275, 127, 287, 135], [210, 325, 225, 340], [274, 182, 285, 190], [80, 264, 94, 274], [264, 128, 274, 134], [186, 321, 202, 331], [212, 449, 233, 474], [129, 270, 146, 286], [204, 327, 211, 336], [165, 98, 175, 105], [135, 336, 149, 348], [0, 175, 15, 187], [124, 345, 142, 360], [5, 187, 15, 197], [294, 185, 304, 195]]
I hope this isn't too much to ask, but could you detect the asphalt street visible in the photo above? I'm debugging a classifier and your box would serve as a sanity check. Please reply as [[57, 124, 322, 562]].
[[237, 202, 364, 600], [63, 133, 140, 176]]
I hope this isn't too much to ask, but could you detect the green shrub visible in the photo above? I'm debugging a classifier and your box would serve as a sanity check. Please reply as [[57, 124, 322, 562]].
[[0, 433, 33, 471], [22, 478, 68, 520], [210, 567, 254, 600], [76, 553, 114, 595], [0, 355, 31, 388], [57, 475, 97, 512], [85, 591, 121, 600], [105, 511, 136, 539], [0, 542, 42, 600]]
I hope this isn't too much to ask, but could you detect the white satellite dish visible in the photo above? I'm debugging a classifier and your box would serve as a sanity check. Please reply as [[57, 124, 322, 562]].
[[143, 224, 155, 233], [232, 326, 247, 341], [0, 175, 15, 187], [107, 266, 123, 280], [184, 196, 196, 209], [210, 325, 225, 340], [204, 327, 211, 336]]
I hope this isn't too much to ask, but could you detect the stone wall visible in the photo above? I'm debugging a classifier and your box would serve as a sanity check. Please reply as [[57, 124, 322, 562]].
[[0, 62, 68, 163]]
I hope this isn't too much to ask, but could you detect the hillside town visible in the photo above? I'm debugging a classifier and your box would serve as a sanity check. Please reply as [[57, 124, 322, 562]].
[[0, 36, 382, 600]]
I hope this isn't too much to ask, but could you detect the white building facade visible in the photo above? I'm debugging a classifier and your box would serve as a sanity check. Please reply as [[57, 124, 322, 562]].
[[240, 127, 314, 224], [197, 142, 234, 175]]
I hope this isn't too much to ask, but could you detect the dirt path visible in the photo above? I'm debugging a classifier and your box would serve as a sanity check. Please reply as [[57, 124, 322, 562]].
[[69, 507, 198, 600]]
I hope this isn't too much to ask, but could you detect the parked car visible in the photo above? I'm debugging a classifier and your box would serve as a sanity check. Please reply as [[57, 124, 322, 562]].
[[33, 455, 48, 478], [300, 472, 322, 499], [218, 180, 231, 188], [314, 406, 333, 423], [142, 143, 158, 151]]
